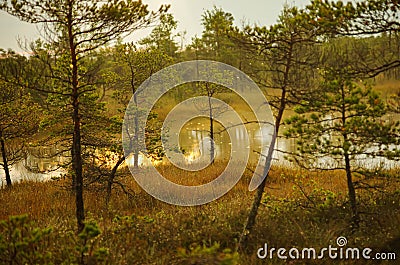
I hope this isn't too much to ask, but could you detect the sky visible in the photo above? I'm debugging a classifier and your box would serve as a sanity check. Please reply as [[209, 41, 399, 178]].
[[0, 0, 311, 52]]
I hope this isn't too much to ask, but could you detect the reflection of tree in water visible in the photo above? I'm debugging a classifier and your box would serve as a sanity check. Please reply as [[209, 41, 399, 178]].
[[24, 146, 68, 174]]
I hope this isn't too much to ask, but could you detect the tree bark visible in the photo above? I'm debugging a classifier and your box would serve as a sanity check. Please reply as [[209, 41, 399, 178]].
[[130, 62, 139, 169], [67, 1, 85, 233], [238, 117, 280, 250], [238, 38, 292, 250], [340, 82, 359, 230], [344, 151, 359, 229], [106, 156, 125, 206], [208, 93, 215, 164], [0, 136, 12, 187], [133, 105, 139, 168]]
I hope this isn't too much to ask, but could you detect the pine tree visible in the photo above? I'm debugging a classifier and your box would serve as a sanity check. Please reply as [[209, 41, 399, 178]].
[[284, 69, 400, 228], [1, 0, 168, 232]]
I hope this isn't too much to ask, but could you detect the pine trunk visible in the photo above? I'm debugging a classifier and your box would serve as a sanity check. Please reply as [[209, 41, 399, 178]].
[[0, 136, 12, 187], [106, 156, 125, 206], [208, 95, 215, 164], [67, 2, 85, 233], [238, 41, 292, 250], [344, 152, 359, 229]]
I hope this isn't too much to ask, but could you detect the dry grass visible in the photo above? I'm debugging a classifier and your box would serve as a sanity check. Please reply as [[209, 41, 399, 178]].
[[374, 79, 400, 99], [1, 165, 399, 264]]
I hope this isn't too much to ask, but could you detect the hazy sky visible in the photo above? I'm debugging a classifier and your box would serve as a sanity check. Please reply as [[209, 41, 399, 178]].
[[0, 0, 311, 52]]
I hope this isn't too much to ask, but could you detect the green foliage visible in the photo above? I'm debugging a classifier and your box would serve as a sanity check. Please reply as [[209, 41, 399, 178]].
[[140, 13, 179, 57], [0, 215, 111, 265], [176, 242, 239, 265], [1, 0, 170, 232], [75, 220, 109, 265], [111, 42, 174, 108], [188, 5, 241, 67], [305, 0, 400, 36], [0, 214, 52, 265], [285, 71, 400, 170], [0, 81, 41, 139], [0, 53, 43, 185], [232, 5, 321, 115], [109, 42, 173, 162], [200, 6, 235, 61], [1, 0, 169, 42]]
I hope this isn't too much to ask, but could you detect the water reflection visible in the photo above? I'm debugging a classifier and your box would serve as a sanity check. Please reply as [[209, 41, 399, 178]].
[[177, 120, 294, 167], [0, 146, 67, 186], [1, 118, 398, 185]]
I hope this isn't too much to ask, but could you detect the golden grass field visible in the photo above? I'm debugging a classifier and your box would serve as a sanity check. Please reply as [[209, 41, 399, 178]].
[[1, 163, 399, 264]]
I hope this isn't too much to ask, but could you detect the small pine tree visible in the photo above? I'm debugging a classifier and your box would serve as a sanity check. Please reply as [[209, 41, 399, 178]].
[[284, 68, 400, 228]]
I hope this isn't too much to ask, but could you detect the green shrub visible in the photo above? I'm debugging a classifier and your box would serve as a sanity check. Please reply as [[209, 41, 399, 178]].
[[0, 214, 53, 265], [175, 242, 239, 265]]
